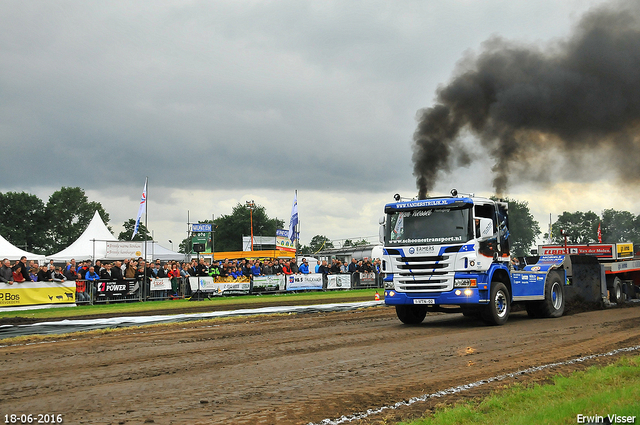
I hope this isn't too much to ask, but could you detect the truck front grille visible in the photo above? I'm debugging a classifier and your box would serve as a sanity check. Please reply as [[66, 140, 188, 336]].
[[392, 253, 454, 292]]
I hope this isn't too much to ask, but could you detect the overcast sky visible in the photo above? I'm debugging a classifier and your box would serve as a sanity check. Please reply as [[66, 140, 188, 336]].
[[2, 0, 633, 250]]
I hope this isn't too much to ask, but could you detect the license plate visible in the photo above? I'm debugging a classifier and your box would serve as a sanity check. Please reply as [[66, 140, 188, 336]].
[[414, 299, 435, 305]]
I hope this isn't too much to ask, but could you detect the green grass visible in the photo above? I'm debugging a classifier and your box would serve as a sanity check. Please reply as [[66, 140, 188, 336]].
[[401, 355, 640, 425], [0, 288, 380, 320]]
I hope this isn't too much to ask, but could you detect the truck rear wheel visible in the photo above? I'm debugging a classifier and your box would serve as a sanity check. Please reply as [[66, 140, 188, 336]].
[[609, 276, 625, 304], [538, 271, 565, 318], [482, 282, 510, 326], [395, 305, 427, 325]]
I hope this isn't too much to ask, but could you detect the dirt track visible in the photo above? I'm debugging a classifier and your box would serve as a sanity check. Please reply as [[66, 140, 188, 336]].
[[1, 304, 639, 424]]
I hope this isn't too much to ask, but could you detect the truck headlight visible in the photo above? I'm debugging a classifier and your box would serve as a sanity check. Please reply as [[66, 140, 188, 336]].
[[454, 278, 477, 288]]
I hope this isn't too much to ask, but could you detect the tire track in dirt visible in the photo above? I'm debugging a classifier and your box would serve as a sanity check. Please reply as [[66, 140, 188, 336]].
[[0, 305, 638, 424]]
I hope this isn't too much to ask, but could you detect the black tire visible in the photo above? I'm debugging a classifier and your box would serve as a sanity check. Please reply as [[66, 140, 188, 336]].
[[395, 304, 427, 325], [538, 270, 565, 318], [609, 276, 625, 304], [482, 282, 510, 325]]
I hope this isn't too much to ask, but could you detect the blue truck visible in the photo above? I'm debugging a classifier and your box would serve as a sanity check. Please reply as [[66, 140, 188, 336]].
[[379, 190, 576, 325]]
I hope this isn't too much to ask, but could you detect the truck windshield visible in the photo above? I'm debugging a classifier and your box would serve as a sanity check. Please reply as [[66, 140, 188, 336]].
[[386, 208, 471, 246]]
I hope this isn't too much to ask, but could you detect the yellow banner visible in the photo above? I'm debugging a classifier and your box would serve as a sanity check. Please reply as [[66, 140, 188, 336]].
[[0, 281, 76, 308]]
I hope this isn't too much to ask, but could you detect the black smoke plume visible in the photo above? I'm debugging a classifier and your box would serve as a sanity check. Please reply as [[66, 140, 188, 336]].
[[413, 1, 640, 199]]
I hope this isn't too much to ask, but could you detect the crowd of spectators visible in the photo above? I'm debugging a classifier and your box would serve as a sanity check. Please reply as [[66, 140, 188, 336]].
[[0, 255, 382, 301]]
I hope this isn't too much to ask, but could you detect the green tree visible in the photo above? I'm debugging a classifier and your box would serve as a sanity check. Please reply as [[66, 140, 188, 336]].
[[44, 187, 111, 252], [550, 211, 600, 244], [308, 235, 334, 253], [118, 218, 152, 241], [210, 204, 283, 252], [601, 209, 640, 244], [352, 239, 369, 247], [0, 192, 47, 253], [497, 198, 541, 257]]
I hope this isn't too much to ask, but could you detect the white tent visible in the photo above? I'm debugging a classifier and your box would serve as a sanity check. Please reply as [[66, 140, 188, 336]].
[[46, 211, 118, 262], [0, 233, 46, 262], [144, 241, 187, 262], [46, 211, 186, 262]]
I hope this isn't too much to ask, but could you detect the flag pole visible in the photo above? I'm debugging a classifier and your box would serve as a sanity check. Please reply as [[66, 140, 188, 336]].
[[143, 177, 148, 299]]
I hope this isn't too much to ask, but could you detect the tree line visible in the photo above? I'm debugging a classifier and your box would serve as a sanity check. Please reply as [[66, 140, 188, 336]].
[[546, 209, 640, 246]]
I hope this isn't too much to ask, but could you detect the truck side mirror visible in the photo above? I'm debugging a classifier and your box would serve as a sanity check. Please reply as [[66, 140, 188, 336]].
[[379, 216, 386, 244], [477, 218, 494, 238]]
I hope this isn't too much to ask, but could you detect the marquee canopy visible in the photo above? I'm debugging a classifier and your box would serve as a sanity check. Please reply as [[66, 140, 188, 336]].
[[0, 233, 46, 262]]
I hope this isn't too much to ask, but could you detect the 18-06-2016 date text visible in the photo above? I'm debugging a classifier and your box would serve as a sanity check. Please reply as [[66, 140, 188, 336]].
[[4, 414, 63, 424]]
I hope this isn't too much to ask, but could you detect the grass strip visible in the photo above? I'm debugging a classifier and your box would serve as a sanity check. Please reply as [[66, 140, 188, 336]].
[[402, 355, 640, 425], [0, 288, 380, 320]]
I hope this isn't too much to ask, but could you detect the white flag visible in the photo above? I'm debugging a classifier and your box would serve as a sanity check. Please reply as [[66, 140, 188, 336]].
[[132, 178, 147, 240], [288, 191, 298, 241]]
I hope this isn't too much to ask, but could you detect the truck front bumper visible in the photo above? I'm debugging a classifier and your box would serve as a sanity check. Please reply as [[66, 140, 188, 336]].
[[384, 285, 489, 306]]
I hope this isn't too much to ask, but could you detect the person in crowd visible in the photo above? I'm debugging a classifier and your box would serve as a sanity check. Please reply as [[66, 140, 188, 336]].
[[37, 264, 53, 282], [13, 256, 32, 282], [94, 260, 103, 276], [66, 258, 76, 272], [272, 259, 283, 275], [196, 258, 209, 276], [52, 267, 67, 282], [348, 258, 358, 274], [290, 259, 299, 274], [168, 263, 181, 296], [77, 260, 91, 278], [125, 260, 137, 278], [315, 260, 322, 273], [121, 258, 129, 275], [100, 263, 113, 280], [64, 265, 78, 281], [112, 261, 123, 280], [29, 267, 38, 282], [47, 259, 55, 271], [135, 260, 153, 298], [151, 263, 161, 278], [298, 258, 309, 274], [251, 261, 262, 277], [361, 259, 373, 273], [262, 260, 274, 275], [282, 260, 292, 275], [0, 258, 14, 285], [340, 261, 349, 274], [318, 260, 330, 275], [84, 266, 100, 300], [85, 266, 100, 282], [330, 259, 341, 274], [241, 260, 252, 278], [208, 261, 222, 279], [230, 266, 242, 280]]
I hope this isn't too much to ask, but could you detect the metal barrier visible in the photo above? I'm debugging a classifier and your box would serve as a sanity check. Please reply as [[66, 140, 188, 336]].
[[72, 272, 382, 305]]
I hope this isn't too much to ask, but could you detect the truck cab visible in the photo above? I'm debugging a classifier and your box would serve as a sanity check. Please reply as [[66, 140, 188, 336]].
[[380, 191, 564, 325]]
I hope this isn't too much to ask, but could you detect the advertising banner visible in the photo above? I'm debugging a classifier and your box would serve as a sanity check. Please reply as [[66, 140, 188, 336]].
[[0, 281, 76, 307], [105, 242, 144, 259], [358, 272, 377, 287], [276, 229, 296, 252], [96, 280, 138, 297], [149, 277, 172, 291], [286, 273, 323, 291], [188, 276, 250, 294], [327, 274, 351, 290], [538, 244, 615, 259], [253, 275, 285, 291]]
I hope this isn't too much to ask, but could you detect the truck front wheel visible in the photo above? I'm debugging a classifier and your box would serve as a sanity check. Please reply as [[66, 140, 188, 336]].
[[482, 282, 510, 326], [395, 305, 427, 325]]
